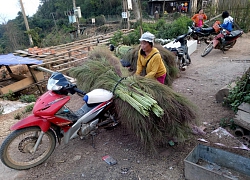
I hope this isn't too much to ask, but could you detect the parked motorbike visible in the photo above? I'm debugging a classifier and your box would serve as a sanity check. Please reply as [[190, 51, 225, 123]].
[[0, 72, 119, 170], [201, 28, 243, 57], [165, 32, 191, 71], [188, 21, 220, 44]]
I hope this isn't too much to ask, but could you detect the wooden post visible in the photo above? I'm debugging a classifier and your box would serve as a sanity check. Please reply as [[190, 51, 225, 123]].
[[72, 0, 80, 37], [138, 0, 143, 36], [19, 0, 34, 46], [27, 65, 43, 94]]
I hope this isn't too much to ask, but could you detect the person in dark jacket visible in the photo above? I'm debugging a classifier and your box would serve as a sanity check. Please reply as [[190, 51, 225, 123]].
[[220, 11, 234, 32]]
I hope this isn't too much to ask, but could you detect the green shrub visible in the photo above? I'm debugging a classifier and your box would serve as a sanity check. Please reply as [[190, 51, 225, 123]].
[[224, 70, 250, 112], [172, 12, 182, 20], [110, 16, 193, 46], [2, 90, 16, 101], [19, 94, 36, 103], [23, 104, 34, 113], [14, 113, 21, 120], [219, 118, 236, 130], [110, 30, 123, 46], [159, 16, 192, 39], [95, 15, 106, 26], [122, 31, 140, 45]]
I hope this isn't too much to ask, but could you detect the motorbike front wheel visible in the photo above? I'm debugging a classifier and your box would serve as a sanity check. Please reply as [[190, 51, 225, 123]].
[[201, 43, 213, 57], [0, 127, 56, 170], [186, 53, 191, 64]]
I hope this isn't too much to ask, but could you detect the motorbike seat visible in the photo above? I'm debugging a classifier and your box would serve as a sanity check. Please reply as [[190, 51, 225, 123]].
[[120, 59, 131, 67], [200, 27, 214, 33], [229, 30, 243, 37], [75, 103, 101, 118], [165, 47, 178, 56], [176, 34, 186, 41], [166, 47, 177, 51]]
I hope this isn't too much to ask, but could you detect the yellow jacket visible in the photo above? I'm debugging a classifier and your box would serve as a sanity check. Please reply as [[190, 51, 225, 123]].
[[136, 47, 166, 79]]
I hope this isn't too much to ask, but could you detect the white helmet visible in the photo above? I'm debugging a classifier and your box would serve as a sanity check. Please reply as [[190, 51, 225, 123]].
[[139, 32, 155, 43]]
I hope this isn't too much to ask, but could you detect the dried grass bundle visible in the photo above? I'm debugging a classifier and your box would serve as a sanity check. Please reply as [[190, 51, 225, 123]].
[[68, 47, 199, 153], [120, 43, 179, 86]]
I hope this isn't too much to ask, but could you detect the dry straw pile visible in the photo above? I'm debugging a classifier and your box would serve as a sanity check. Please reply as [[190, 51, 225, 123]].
[[69, 46, 199, 152]]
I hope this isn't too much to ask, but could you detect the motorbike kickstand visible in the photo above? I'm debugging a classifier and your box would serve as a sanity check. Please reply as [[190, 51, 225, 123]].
[[90, 131, 97, 149], [221, 45, 225, 54]]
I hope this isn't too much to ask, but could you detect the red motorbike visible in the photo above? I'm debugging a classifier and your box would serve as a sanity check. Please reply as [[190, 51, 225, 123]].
[[0, 72, 119, 170], [201, 28, 243, 57]]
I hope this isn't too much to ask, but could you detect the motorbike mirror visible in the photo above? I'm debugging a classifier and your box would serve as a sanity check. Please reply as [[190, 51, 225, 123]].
[[187, 26, 192, 34], [109, 44, 115, 51]]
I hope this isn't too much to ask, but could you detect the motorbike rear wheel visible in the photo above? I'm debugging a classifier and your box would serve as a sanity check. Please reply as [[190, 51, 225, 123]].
[[223, 40, 237, 51], [98, 109, 120, 130], [201, 43, 213, 57], [0, 127, 56, 170]]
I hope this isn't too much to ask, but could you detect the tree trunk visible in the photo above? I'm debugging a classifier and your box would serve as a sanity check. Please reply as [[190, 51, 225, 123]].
[[5, 22, 19, 51], [163, 0, 165, 13], [132, 0, 140, 20]]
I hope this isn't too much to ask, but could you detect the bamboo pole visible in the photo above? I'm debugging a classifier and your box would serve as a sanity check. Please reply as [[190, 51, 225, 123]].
[[19, 0, 33, 46]]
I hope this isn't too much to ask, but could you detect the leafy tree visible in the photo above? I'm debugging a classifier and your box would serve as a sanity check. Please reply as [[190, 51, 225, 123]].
[[26, 27, 42, 47], [0, 0, 249, 54], [112, 16, 193, 46]]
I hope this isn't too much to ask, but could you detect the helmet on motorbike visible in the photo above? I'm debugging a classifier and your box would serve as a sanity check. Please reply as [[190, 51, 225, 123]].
[[139, 32, 155, 45], [222, 11, 229, 19]]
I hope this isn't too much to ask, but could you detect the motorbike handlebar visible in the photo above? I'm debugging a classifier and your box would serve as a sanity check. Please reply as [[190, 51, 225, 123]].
[[73, 87, 86, 96]]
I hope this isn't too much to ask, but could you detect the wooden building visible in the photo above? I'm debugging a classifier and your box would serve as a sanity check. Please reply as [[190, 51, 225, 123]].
[[148, 0, 199, 15]]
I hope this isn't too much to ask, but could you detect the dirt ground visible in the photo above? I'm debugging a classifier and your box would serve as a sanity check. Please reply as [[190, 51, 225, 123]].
[[0, 32, 250, 180]]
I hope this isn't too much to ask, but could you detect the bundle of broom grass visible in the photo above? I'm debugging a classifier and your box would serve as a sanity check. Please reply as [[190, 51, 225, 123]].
[[68, 47, 199, 153]]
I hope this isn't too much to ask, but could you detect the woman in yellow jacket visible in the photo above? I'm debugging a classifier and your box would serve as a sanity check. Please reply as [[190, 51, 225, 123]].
[[191, 9, 207, 27], [135, 32, 167, 84]]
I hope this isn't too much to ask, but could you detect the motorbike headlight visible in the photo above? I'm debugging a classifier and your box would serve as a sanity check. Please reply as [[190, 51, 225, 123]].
[[47, 79, 62, 91]]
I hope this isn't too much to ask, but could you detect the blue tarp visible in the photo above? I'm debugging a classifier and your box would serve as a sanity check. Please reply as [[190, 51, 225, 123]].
[[0, 54, 43, 66]]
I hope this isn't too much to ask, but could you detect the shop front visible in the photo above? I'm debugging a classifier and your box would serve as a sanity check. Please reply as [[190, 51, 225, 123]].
[[148, 0, 194, 16]]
